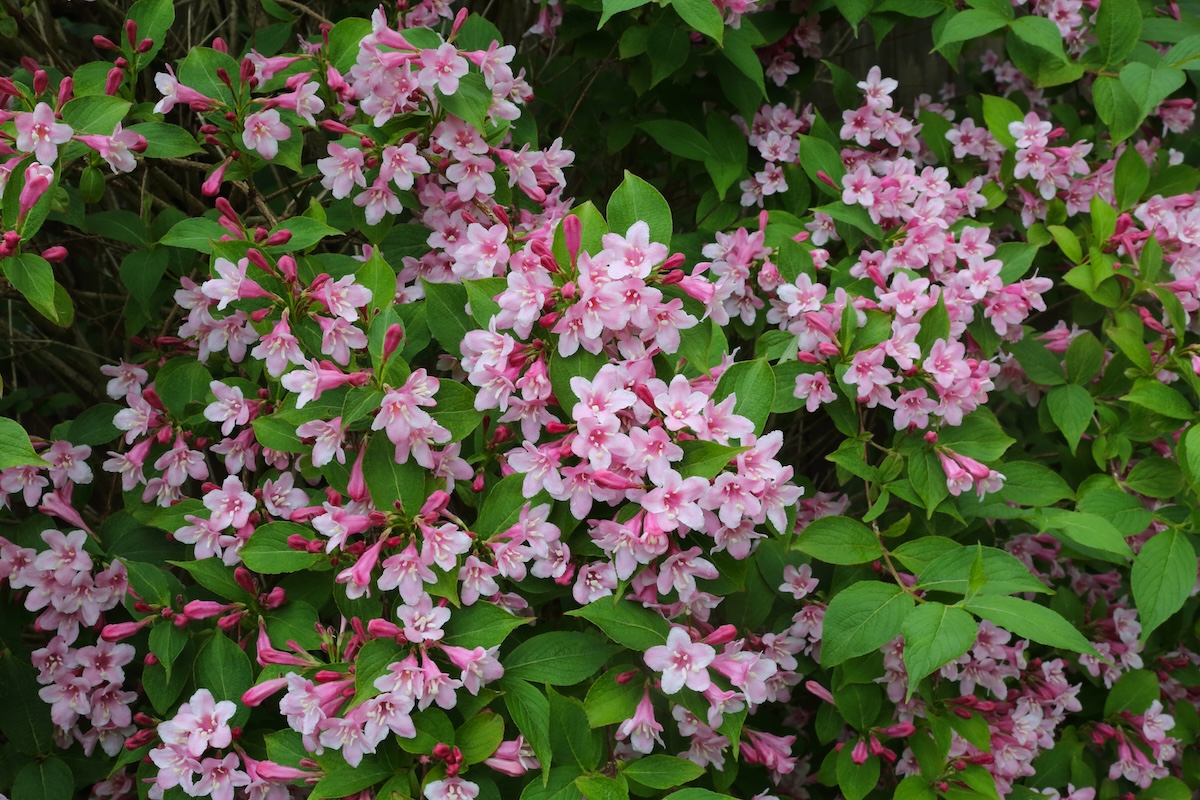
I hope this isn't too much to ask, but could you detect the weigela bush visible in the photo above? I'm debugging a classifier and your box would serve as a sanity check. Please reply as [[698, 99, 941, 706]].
[[0, 1, 1199, 799]]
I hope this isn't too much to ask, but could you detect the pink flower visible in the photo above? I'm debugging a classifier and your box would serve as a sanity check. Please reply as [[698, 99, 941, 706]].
[[75, 123, 145, 173], [616, 689, 664, 754], [14, 102, 73, 165], [241, 109, 291, 160], [397, 593, 451, 643], [193, 753, 251, 800], [317, 143, 366, 199], [203, 476, 256, 529], [644, 626, 716, 694], [418, 44, 470, 95], [425, 777, 480, 800], [295, 417, 346, 467]]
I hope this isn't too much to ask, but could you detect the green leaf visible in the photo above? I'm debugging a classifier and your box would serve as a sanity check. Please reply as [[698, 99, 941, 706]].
[[1123, 380, 1193, 420], [1008, 336, 1065, 386], [326, 17, 374, 73], [964, 596, 1101, 657], [1037, 508, 1133, 561], [820, 581, 915, 667], [711, 358, 774, 433], [476, 474, 540, 537], [148, 622, 189, 681], [458, 712, 506, 765], [935, 9, 1010, 49], [901, 602, 978, 697], [438, 71, 492, 131], [128, 122, 202, 158], [506, 632, 621, 685], [1120, 62, 1187, 117], [503, 678, 553, 777], [127, 0, 175, 61], [997, 461, 1074, 507], [576, 775, 628, 800], [0, 657, 57, 754], [995, 241, 1042, 284], [421, 279, 472, 357], [154, 357, 214, 418], [721, 25, 766, 98], [1114, 145, 1151, 211], [607, 171, 672, 248], [363, 432, 428, 516], [194, 632, 253, 716], [240, 521, 324, 573], [568, 599, 669, 651], [1092, 76, 1144, 143], [252, 414, 303, 453], [1132, 530, 1197, 639], [981, 94, 1023, 150], [639, 120, 715, 161], [793, 515, 882, 565], [676, 440, 747, 479], [0, 417, 48, 468], [1008, 16, 1069, 62], [12, 757, 74, 800], [599, 0, 651, 27], [1092, 0, 1142, 66], [584, 670, 644, 728], [1064, 332, 1105, 385], [442, 602, 529, 649], [430, 380, 483, 442], [1045, 384, 1094, 453], [3, 254, 57, 323], [62, 95, 131, 135], [917, 546, 1049, 596], [159, 216, 227, 253], [1181, 425, 1200, 490], [837, 742, 881, 800], [669, 0, 724, 42], [1124, 456, 1183, 499], [622, 755, 704, 789], [120, 249, 169, 313], [549, 687, 602, 771], [1104, 669, 1160, 717], [797, 135, 846, 197], [937, 409, 1015, 461], [170, 558, 252, 602], [310, 759, 393, 800], [272, 217, 341, 251], [522, 768, 584, 800]]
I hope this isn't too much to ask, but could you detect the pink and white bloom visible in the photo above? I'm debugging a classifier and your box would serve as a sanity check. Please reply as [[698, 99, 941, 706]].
[[644, 626, 716, 694]]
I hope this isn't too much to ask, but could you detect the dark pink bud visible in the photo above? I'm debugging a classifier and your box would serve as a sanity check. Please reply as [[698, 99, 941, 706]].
[[41, 246, 67, 263], [471, 474, 486, 492], [265, 229, 292, 246], [703, 624, 738, 646], [277, 255, 298, 282], [202, 159, 230, 197], [347, 445, 368, 504], [287, 534, 311, 551], [245, 248, 271, 272], [242, 677, 289, 707], [93, 35, 118, 50], [234, 567, 257, 594], [57, 78, 73, 107], [183, 600, 235, 619], [137, 38, 154, 53], [614, 670, 639, 685], [661, 252, 686, 271], [320, 119, 353, 135], [661, 269, 684, 285], [32, 70, 48, 96], [249, 307, 272, 323], [366, 618, 403, 639], [382, 323, 404, 362], [816, 170, 839, 189], [262, 587, 287, 609], [101, 617, 153, 642], [562, 214, 581, 264], [211, 37, 228, 54], [124, 18, 138, 46], [851, 739, 869, 765], [216, 68, 232, 89]]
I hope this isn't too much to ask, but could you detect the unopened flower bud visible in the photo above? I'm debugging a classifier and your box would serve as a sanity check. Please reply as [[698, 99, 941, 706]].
[[93, 35, 118, 50], [41, 246, 67, 263]]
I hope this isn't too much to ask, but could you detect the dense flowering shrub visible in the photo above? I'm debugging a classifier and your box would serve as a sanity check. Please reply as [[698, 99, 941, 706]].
[[1, 1, 1200, 800]]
